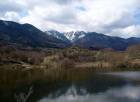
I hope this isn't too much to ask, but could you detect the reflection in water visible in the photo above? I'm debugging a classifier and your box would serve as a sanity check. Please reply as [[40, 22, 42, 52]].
[[105, 71, 140, 81], [1, 71, 140, 102], [14, 86, 33, 102], [38, 85, 140, 102]]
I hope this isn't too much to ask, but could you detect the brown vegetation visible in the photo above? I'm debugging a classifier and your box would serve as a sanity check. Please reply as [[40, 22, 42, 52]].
[[0, 44, 140, 72]]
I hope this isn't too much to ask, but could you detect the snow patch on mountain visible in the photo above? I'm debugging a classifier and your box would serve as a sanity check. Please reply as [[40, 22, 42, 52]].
[[64, 31, 86, 42], [79, 33, 85, 39], [45, 30, 86, 42], [64, 31, 76, 41], [46, 30, 61, 39], [45, 30, 70, 42]]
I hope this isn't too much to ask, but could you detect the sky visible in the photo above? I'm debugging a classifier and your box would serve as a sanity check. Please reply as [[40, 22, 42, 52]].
[[0, 0, 140, 38]]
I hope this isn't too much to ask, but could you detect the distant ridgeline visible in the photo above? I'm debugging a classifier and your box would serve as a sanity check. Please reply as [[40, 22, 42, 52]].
[[0, 20, 140, 50]]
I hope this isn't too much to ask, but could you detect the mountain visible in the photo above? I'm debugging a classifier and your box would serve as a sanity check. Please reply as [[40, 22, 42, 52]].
[[0, 20, 139, 50], [73, 32, 126, 50], [74, 32, 140, 50], [46, 30, 140, 50], [0, 20, 70, 48], [45, 31, 86, 42], [63, 31, 86, 42], [45, 30, 71, 44], [127, 37, 140, 45]]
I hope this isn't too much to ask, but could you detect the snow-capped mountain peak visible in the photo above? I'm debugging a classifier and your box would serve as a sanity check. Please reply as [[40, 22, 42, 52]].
[[45, 30, 86, 42], [45, 30, 70, 43], [64, 31, 76, 41], [64, 31, 86, 42]]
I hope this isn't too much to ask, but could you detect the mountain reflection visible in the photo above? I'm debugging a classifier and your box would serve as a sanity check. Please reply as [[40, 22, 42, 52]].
[[1, 72, 140, 102], [38, 85, 140, 102]]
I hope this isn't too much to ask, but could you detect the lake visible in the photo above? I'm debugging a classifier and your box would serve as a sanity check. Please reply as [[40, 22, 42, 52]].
[[0, 71, 140, 102]]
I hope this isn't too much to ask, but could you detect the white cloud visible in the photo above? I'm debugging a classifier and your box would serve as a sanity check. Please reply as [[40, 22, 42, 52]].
[[109, 25, 140, 38], [0, 0, 140, 37], [0, 11, 20, 21]]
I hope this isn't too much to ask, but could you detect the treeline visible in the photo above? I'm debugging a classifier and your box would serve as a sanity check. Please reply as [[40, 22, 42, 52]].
[[41, 45, 140, 71], [0, 44, 140, 71], [0, 45, 59, 65]]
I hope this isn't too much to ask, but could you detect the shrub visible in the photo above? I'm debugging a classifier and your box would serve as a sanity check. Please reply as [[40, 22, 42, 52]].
[[59, 58, 75, 69]]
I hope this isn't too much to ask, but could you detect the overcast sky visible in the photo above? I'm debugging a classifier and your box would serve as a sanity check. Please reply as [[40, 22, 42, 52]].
[[0, 0, 140, 38]]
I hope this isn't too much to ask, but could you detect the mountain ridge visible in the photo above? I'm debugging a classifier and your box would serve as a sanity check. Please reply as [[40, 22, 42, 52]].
[[45, 30, 140, 50], [0, 20, 71, 48], [0, 20, 140, 50]]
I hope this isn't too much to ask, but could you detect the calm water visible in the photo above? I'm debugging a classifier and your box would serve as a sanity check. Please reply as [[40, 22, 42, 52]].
[[1, 71, 140, 102]]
